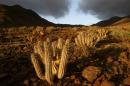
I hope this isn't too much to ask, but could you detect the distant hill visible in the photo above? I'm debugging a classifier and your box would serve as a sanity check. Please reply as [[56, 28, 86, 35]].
[[94, 15, 130, 26], [0, 4, 54, 27]]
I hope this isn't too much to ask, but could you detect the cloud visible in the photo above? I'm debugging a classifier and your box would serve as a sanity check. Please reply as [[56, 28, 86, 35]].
[[79, 0, 130, 19], [0, 0, 70, 18]]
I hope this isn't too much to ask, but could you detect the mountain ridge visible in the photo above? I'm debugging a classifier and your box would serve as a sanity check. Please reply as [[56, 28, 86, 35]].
[[0, 4, 130, 28], [94, 15, 130, 26], [0, 4, 54, 27]]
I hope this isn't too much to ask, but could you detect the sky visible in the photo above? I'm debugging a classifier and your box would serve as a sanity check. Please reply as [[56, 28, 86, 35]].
[[40, 0, 100, 25], [0, 0, 130, 25]]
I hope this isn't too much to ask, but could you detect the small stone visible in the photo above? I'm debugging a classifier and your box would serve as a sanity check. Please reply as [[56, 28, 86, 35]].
[[101, 80, 115, 86], [107, 56, 113, 63], [82, 81, 88, 86], [88, 84, 92, 86], [113, 61, 119, 66], [23, 80, 29, 86], [82, 66, 102, 82], [74, 79, 80, 84], [124, 77, 130, 85], [70, 75, 76, 80], [0, 73, 8, 79], [31, 77, 37, 82], [33, 82, 37, 86]]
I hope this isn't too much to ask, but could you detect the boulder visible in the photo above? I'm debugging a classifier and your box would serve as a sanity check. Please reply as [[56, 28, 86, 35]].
[[82, 66, 102, 82]]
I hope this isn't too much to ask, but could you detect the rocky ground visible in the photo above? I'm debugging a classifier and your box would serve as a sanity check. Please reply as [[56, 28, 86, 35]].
[[0, 26, 130, 86]]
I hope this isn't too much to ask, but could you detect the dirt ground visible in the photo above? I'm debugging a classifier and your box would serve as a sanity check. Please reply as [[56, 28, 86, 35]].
[[0, 26, 130, 86]]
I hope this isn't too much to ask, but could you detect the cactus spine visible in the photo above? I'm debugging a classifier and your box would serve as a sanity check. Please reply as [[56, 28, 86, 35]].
[[58, 39, 70, 79]]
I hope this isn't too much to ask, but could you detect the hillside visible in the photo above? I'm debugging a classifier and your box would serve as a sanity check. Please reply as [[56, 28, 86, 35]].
[[0, 4, 54, 27], [94, 16, 130, 26]]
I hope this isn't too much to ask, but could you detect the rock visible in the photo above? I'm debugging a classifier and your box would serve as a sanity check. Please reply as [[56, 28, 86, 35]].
[[123, 77, 130, 85], [70, 75, 76, 80], [31, 77, 37, 82], [101, 80, 115, 86], [82, 81, 88, 86], [87, 84, 92, 86], [94, 75, 106, 86], [107, 56, 113, 63], [74, 79, 80, 85], [82, 66, 102, 82], [23, 80, 29, 86], [0, 73, 8, 79]]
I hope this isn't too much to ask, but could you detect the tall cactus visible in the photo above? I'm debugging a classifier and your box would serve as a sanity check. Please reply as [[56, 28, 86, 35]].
[[35, 41, 45, 64], [58, 39, 70, 79], [31, 53, 45, 80], [32, 38, 71, 84], [44, 41, 53, 84]]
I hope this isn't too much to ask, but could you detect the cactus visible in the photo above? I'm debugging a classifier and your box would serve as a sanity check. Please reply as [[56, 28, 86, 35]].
[[31, 53, 45, 80], [75, 32, 88, 55], [31, 38, 71, 84], [97, 29, 108, 41], [58, 39, 70, 79], [52, 61, 58, 75], [57, 38, 64, 49], [34, 40, 45, 64], [74, 30, 108, 56], [44, 41, 53, 84], [51, 41, 57, 57], [75, 29, 108, 48]]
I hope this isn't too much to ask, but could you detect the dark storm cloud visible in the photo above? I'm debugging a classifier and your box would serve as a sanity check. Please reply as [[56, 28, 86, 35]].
[[79, 0, 130, 19], [0, 0, 70, 18]]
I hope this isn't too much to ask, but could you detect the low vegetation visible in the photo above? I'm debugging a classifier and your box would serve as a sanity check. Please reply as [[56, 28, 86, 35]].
[[0, 25, 130, 86]]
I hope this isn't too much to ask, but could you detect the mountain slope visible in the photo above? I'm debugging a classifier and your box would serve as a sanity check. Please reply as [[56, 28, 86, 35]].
[[94, 16, 130, 26], [0, 4, 54, 27]]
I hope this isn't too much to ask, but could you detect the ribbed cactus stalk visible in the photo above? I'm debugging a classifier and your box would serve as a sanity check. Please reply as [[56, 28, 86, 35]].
[[80, 32, 86, 46], [52, 61, 58, 75], [31, 53, 45, 80], [52, 41, 57, 57], [58, 39, 70, 79], [77, 33, 82, 47], [57, 38, 64, 49], [75, 37, 80, 47], [35, 41, 45, 64], [44, 41, 53, 84]]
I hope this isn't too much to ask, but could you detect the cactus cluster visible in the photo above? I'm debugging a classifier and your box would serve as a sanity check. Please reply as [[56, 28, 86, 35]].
[[31, 38, 70, 84], [75, 29, 108, 55], [31, 29, 108, 84]]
